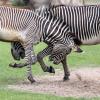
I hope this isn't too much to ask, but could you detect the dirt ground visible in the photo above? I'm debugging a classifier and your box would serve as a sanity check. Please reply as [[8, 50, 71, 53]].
[[8, 68, 100, 98]]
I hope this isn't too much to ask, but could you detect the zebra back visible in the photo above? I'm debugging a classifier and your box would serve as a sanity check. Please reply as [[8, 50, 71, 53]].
[[47, 5, 100, 41]]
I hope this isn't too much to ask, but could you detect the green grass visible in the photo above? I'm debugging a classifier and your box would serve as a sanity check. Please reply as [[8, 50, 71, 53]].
[[0, 42, 100, 99], [68, 45, 100, 68], [85, 0, 100, 4], [0, 88, 100, 100], [0, 88, 66, 100]]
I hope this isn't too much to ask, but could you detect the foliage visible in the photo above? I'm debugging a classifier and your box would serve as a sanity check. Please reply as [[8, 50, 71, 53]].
[[10, 0, 28, 6]]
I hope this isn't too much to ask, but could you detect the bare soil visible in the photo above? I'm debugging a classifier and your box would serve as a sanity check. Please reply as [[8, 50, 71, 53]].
[[8, 68, 100, 98]]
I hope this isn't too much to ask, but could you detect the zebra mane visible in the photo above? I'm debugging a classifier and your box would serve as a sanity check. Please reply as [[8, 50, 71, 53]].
[[35, 6, 48, 16], [49, 5, 66, 8], [34, 5, 67, 26]]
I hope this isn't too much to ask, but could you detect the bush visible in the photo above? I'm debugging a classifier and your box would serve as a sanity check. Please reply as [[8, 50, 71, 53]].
[[10, 0, 28, 6]]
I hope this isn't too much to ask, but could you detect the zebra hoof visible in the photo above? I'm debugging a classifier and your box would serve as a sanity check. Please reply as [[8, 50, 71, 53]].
[[28, 75, 36, 83], [63, 76, 69, 81], [48, 66, 55, 73]]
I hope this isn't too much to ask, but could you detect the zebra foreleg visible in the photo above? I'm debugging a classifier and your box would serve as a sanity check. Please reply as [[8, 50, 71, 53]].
[[9, 63, 28, 68], [9, 50, 37, 68], [61, 56, 70, 81], [37, 45, 55, 73], [9, 57, 37, 68]]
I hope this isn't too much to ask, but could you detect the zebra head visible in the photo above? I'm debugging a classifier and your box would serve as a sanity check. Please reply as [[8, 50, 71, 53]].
[[11, 42, 25, 60], [49, 44, 72, 65]]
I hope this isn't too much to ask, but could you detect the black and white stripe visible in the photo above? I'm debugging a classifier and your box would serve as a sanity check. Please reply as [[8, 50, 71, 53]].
[[48, 5, 100, 42], [11, 5, 100, 81], [1, 6, 77, 82], [37, 5, 100, 70], [12, 5, 100, 72]]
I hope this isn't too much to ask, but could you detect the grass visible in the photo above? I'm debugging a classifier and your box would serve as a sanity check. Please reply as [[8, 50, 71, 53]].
[[0, 88, 100, 100], [85, 0, 100, 4], [0, 42, 100, 99], [0, 88, 66, 100], [68, 45, 100, 68]]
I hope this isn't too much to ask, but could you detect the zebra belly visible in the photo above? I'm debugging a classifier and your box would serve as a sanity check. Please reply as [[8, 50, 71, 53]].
[[82, 34, 100, 45], [0, 29, 25, 42]]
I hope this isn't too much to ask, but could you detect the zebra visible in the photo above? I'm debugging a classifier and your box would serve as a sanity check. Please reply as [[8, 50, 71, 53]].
[[37, 5, 100, 80], [45, 5, 100, 65], [11, 5, 100, 81], [0, 6, 79, 82]]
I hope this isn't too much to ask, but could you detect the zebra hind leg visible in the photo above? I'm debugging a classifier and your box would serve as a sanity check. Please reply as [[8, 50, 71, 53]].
[[49, 43, 71, 80], [61, 56, 70, 81], [37, 53, 55, 73]]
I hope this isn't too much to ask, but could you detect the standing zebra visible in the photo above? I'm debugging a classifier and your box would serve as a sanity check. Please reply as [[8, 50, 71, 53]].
[[0, 6, 79, 82], [45, 5, 100, 69], [38, 5, 100, 75], [48, 5, 100, 64], [11, 5, 100, 81]]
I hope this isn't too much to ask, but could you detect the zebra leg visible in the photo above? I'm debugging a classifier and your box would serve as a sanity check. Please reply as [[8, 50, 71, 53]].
[[9, 51, 37, 68], [24, 43, 36, 83], [37, 45, 55, 73], [9, 42, 37, 68], [11, 42, 36, 83], [61, 56, 70, 81]]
